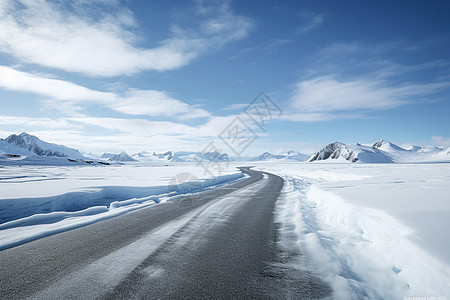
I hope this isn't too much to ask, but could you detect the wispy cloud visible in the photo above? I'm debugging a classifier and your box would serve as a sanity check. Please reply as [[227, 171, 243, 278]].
[[0, 66, 210, 119], [285, 40, 450, 122], [295, 13, 323, 35], [264, 39, 292, 51], [230, 46, 257, 60], [291, 76, 448, 113], [69, 117, 194, 136], [69, 114, 243, 137], [223, 103, 248, 111], [0, 0, 253, 77], [0, 115, 74, 129], [281, 111, 367, 122]]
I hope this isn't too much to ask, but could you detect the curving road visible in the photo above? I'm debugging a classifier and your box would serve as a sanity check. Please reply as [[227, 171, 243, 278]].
[[0, 167, 331, 299]]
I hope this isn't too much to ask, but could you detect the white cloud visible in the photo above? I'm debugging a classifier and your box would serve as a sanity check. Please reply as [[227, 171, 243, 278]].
[[112, 90, 210, 119], [67, 115, 247, 153], [0, 66, 210, 119], [0, 0, 253, 76], [69, 114, 245, 138], [291, 76, 449, 115], [69, 117, 194, 136], [0, 115, 73, 128]]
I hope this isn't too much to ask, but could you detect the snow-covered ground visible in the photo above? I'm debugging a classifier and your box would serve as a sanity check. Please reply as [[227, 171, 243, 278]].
[[254, 161, 450, 299], [1, 160, 449, 299], [0, 163, 243, 250]]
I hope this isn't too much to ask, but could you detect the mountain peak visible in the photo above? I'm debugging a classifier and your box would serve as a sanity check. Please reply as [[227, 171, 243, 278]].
[[4, 132, 84, 159], [372, 139, 389, 148], [107, 151, 136, 162], [309, 142, 358, 162], [286, 150, 296, 155], [19, 132, 33, 137], [372, 140, 406, 151]]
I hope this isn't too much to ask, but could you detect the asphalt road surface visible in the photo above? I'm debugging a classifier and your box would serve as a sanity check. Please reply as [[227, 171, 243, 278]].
[[0, 167, 332, 299]]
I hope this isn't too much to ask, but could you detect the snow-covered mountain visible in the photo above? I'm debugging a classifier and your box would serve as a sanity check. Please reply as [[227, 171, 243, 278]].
[[254, 152, 285, 160], [100, 153, 114, 159], [0, 139, 34, 156], [104, 151, 136, 162], [131, 151, 230, 163], [309, 142, 393, 163], [372, 140, 407, 152], [2, 132, 85, 159], [131, 151, 176, 162], [131, 149, 308, 163], [156, 151, 175, 161], [310, 140, 450, 163], [203, 151, 230, 162], [284, 150, 310, 161], [0, 133, 114, 166], [245, 150, 309, 162]]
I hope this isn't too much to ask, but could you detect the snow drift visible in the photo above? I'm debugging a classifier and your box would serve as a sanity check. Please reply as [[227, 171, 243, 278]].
[[0, 168, 244, 250]]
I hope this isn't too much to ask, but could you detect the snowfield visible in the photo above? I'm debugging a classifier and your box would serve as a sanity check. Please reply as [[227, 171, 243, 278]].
[[255, 162, 450, 299], [0, 163, 244, 250], [1, 160, 449, 299]]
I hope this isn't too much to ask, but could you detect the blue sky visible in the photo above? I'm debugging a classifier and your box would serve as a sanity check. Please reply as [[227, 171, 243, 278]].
[[0, 0, 449, 155]]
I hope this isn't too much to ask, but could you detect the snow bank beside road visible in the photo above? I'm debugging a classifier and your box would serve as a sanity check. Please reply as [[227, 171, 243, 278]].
[[0, 164, 243, 250], [303, 184, 450, 299], [0, 172, 242, 224], [260, 162, 450, 299]]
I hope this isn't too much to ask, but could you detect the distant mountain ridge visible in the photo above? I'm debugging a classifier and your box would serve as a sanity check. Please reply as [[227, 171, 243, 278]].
[[246, 150, 309, 162], [2, 133, 448, 165], [103, 151, 136, 162], [0, 132, 310, 164], [310, 140, 450, 163], [131, 150, 230, 163], [130, 149, 309, 162]]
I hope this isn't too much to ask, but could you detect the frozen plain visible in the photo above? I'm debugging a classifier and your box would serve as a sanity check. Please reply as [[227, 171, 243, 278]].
[[0, 161, 449, 299]]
